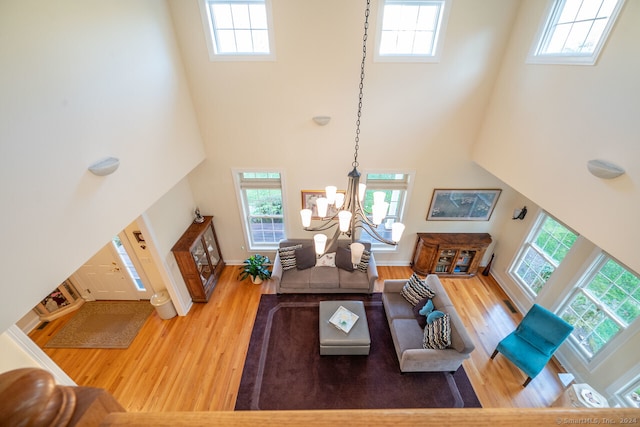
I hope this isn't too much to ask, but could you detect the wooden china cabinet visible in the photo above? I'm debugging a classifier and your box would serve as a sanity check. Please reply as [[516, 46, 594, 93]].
[[172, 216, 225, 302], [411, 233, 492, 278]]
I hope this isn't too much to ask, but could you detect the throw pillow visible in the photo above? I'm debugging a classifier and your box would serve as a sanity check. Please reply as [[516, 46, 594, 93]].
[[400, 273, 436, 306], [419, 300, 435, 316], [356, 249, 371, 272], [427, 310, 445, 324], [295, 245, 316, 270], [423, 313, 451, 350], [335, 247, 354, 271], [412, 297, 432, 329], [278, 244, 302, 271], [316, 252, 336, 267]]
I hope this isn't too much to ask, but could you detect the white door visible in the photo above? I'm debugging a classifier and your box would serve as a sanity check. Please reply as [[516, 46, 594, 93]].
[[74, 242, 140, 300]]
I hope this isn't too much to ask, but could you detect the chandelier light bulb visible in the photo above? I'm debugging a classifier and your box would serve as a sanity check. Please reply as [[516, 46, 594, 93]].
[[350, 242, 365, 266], [300, 209, 312, 227], [314, 234, 327, 255], [338, 210, 352, 232], [325, 186, 337, 204], [373, 191, 386, 205], [372, 202, 389, 225], [335, 193, 345, 209], [358, 183, 367, 201], [391, 222, 405, 242], [316, 197, 329, 218]]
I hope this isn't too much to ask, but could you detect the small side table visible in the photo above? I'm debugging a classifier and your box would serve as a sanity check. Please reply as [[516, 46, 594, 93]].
[[552, 384, 609, 408]]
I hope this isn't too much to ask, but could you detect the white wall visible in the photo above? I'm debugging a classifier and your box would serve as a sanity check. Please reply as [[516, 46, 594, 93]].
[[0, 0, 205, 332], [473, 0, 640, 274], [169, 0, 522, 264], [473, 0, 640, 396]]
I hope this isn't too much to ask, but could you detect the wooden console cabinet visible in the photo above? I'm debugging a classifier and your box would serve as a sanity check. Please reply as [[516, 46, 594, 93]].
[[411, 233, 492, 277], [172, 216, 225, 302]]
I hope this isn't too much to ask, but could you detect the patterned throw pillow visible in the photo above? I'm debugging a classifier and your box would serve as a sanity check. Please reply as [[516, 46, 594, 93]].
[[423, 313, 451, 350], [400, 273, 436, 306], [278, 244, 302, 271], [357, 250, 371, 272], [316, 252, 336, 267]]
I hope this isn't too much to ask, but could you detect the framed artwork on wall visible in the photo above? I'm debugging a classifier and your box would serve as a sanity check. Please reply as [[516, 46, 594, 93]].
[[301, 190, 345, 219], [426, 189, 501, 221]]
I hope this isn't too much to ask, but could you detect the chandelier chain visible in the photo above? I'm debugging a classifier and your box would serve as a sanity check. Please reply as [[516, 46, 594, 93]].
[[352, 0, 371, 170]]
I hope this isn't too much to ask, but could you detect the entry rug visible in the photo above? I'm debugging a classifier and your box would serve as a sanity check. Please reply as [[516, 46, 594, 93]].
[[235, 293, 481, 410], [45, 301, 154, 349]]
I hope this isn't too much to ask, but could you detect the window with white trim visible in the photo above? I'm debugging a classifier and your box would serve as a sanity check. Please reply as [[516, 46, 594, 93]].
[[359, 172, 411, 248], [617, 377, 640, 408], [374, 0, 450, 62], [509, 213, 578, 296], [560, 255, 640, 360], [234, 171, 285, 250], [198, 0, 275, 61], [528, 0, 625, 65]]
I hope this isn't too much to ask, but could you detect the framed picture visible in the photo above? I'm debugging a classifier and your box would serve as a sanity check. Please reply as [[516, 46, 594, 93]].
[[301, 190, 345, 219], [427, 189, 501, 221]]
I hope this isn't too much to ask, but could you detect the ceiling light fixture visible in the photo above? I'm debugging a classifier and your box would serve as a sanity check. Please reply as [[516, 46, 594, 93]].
[[88, 157, 120, 176], [300, 0, 404, 258], [587, 159, 625, 179]]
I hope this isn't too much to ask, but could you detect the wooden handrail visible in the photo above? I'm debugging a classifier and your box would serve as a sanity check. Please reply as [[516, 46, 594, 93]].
[[2, 368, 638, 426]]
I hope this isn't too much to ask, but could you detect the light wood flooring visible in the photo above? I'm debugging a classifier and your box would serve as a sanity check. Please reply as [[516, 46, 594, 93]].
[[28, 266, 567, 412]]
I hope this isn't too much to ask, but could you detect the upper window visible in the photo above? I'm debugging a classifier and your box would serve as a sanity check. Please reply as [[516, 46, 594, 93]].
[[233, 171, 285, 250], [528, 0, 625, 65], [560, 255, 640, 360], [374, 0, 450, 62], [359, 172, 412, 248], [198, 0, 275, 61], [509, 213, 578, 296]]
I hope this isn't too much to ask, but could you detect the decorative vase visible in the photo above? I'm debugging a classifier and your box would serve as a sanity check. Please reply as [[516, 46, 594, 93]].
[[251, 276, 263, 285]]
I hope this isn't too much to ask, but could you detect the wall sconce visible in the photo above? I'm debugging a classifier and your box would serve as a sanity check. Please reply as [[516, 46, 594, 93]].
[[312, 116, 331, 126], [513, 206, 527, 220], [88, 157, 120, 176], [587, 159, 625, 179]]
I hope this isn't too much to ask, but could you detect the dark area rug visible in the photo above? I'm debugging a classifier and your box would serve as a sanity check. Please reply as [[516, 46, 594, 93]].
[[235, 293, 481, 410]]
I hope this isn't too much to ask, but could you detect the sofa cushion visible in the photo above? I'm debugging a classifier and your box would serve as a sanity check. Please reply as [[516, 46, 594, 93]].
[[357, 250, 371, 272], [382, 292, 415, 319], [309, 266, 340, 288], [278, 268, 312, 289], [335, 247, 354, 271], [392, 318, 425, 354], [316, 252, 336, 267], [337, 269, 370, 289], [423, 314, 451, 350], [295, 245, 316, 270], [279, 244, 302, 271], [400, 273, 436, 306]]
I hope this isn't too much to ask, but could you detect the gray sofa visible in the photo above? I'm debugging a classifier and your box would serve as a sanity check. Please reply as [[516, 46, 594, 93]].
[[271, 239, 378, 294], [381, 275, 475, 372]]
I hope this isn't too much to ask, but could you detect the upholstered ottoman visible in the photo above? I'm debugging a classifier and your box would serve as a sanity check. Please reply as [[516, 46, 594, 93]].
[[319, 300, 370, 355]]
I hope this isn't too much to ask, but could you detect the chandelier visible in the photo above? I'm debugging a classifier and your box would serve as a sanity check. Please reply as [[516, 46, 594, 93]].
[[300, 0, 405, 260]]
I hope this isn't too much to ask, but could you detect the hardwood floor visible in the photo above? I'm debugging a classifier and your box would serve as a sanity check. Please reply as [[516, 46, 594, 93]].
[[28, 266, 567, 412]]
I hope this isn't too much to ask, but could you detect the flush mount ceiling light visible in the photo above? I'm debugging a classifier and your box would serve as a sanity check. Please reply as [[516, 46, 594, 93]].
[[300, 0, 404, 259], [587, 159, 625, 179], [88, 157, 120, 176], [312, 116, 331, 126]]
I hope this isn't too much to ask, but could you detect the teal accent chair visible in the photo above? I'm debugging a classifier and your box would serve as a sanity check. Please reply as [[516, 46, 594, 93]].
[[491, 303, 574, 387]]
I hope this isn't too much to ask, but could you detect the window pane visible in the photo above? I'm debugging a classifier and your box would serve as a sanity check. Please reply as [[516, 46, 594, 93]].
[[379, 1, 443, 56], [562, 257, 640, 359], [212, 4, 233, 28], [249, 4, 268, 28], [535, 217, 577, 264], [516, 246, 554, 294], [564, 20, 594, 53], [216, 30, 237, 53], [206, 0, 271, 56], [231, 4, 251, 28]]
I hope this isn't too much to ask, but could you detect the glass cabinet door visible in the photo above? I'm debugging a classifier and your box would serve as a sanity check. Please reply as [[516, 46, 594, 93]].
[[192, 240, 213, 285], [203, 226, 221, 267], [454, 250, 476, 273]]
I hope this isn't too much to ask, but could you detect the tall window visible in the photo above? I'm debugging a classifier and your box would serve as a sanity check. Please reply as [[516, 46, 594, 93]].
[[528, 0, 625, 65], [510, 213, 578, 295], [375, 0, 450, 62], [560, 255, 640, 360], [199, 0, 275, 60], [359, 172, 411, 248], [234, 171, 285, 249]]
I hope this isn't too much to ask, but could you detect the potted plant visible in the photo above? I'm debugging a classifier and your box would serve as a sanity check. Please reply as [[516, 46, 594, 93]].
[[237, 254, 272, 284]]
